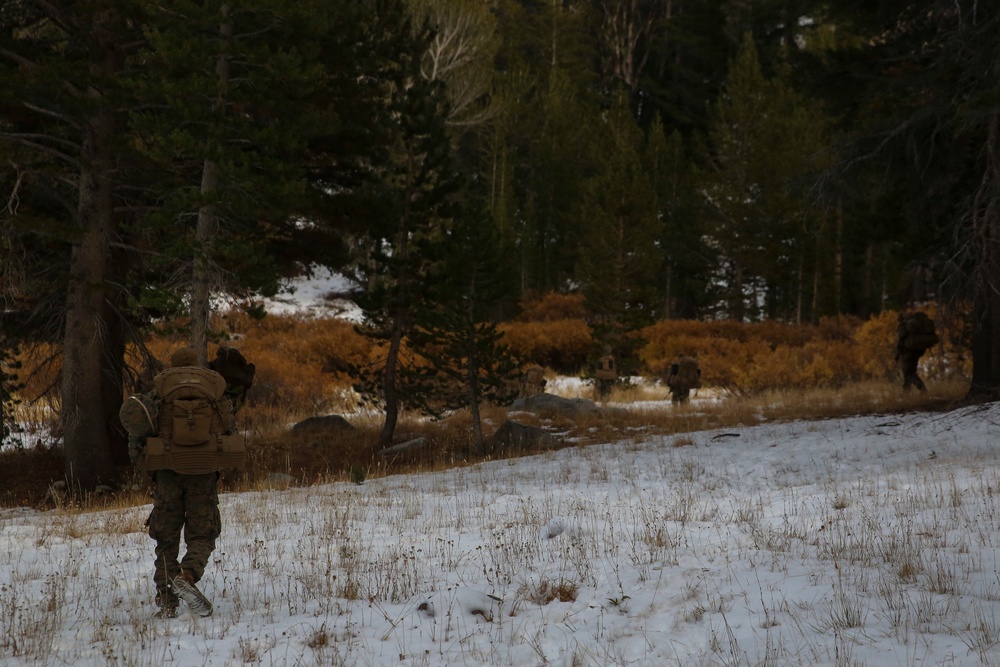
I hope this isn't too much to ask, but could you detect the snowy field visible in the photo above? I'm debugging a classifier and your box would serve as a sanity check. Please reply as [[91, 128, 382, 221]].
[[3, 401, 1000, 666]]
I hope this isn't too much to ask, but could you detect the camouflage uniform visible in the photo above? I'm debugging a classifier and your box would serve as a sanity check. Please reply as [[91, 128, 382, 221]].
[[666, 354, 701, 404], [594, 349, 617, 402], [895, 313, 936, 391], [147, 469, 221, 610], [138, 347, 238, 616]]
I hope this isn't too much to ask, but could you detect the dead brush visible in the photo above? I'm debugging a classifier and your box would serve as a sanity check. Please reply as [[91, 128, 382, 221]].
[[1, 302, 973, 509]]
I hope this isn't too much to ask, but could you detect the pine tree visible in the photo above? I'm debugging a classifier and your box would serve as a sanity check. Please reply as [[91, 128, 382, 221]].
[[801, 2, 1000, 397], [349, 2, 459, 446], [645, 119, 712, 319], [1, 0, 147, 488], [128, 0, 334, 361], [489, 0, 602, 294], [577, 91, 663, 341], [405, 201, 518, 453], [704, 32, 826, 320]]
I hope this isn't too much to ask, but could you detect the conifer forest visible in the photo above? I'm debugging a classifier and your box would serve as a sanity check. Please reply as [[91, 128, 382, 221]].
[[2, 1, 1000, 488]]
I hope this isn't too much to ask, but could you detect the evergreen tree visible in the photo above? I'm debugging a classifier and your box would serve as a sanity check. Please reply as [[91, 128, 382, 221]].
[[801, 2, 1000, 397], [405, 202, 518, 453], [704, 33, 826, 320], [1, 0, 147, 488], [349, 2, 458, 446], [636, 0, 733, 134], [128, 0, 334, 361], [491, 0, 602, 295], [577, 91, 663, 339], [645, 120, 713, 319]]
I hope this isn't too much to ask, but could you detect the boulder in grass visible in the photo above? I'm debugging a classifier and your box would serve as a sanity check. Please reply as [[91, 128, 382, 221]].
[[490, 420, 556, 453], [510, 392, 601, 418], [291, 414, 355, 435], [379, 437, 432, 458]]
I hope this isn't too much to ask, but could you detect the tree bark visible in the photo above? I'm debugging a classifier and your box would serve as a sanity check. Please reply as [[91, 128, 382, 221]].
[[834, 202, 843, 314], [190, 6, 232, 365], [192, 157, 220, 366], [379, 323, 403, 446], [967, 113, 1000, 400], [62, 109, 118, 490]]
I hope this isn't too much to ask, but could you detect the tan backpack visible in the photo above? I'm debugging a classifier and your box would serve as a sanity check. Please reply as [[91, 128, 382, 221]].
[[674, 357, 701, 390], [595, 355, 617, 380], [141, 367, 245, 474], [900, 312, 939, 351]]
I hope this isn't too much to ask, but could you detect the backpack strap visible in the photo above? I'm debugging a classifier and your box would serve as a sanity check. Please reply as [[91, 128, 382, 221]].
[[128, 395, 156, 434]]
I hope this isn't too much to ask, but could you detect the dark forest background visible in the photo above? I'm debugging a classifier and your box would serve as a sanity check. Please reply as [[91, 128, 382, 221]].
[[3, 1, 1000, 489]]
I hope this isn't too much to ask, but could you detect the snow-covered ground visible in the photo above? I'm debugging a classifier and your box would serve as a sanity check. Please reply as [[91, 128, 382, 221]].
[[3, 401, 1000, 666]]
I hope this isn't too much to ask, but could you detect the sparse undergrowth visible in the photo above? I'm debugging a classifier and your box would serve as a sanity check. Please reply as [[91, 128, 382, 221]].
[[0, 377, 968, 510], [1, 393, 997, 666]]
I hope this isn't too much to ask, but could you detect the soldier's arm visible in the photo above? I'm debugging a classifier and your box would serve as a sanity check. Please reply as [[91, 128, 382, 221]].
[[218, 395, 238, 434]]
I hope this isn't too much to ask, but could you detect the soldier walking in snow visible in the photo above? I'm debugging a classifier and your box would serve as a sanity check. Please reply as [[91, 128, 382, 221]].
[[666, 353, 701, 404], [894, 311, 938, 391], [121, 347, 245, 618], [594, 346, 617, 402]]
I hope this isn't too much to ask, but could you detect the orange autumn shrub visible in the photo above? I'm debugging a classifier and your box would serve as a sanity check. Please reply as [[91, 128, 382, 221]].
[[517, 292, 588, 321], [222, 313, 369, 414], [638, 309, 970, 395], [852, 310, 901, 381], [498, 319, 593, 372]]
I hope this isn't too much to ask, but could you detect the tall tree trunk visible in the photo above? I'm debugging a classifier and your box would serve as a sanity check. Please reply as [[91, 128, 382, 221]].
[[379, 324, 403, 446], [663, 263, 672, 320], [967, 113, 1000, 399], [465, 333, 484, 453], [191, 5, 232, 365], [861, 242, 874, 319], [795, 254, 803, 324], [102, 244, 128, 466], [192, 158, 220, 365], [62, 109, 118, 490], [834, 202, 843, 314], [731, 262, 744, 321], [379, 143, 419, 446]]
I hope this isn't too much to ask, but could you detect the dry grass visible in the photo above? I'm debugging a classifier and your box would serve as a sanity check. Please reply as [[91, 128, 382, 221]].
[[0, 372, 968, 511], [1, 383, 997, 666], [1, 307, 971, 510]]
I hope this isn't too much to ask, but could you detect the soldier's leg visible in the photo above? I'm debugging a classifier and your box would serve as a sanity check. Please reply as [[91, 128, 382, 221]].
[[178, 472, 222, 583], [148, 470, 185, 605], [599, 379, 613, 400], [901, 356, 919, 390]]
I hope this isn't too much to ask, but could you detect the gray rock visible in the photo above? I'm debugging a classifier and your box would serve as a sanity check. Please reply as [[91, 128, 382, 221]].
[[379, 437, 431, 457], [291, 414, 355, 435], [265, 472, 297, 488], [490, 420, 557, 452], [510, 392, 601, 418]]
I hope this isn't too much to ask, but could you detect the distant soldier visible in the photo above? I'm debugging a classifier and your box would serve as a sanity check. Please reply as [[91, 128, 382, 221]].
[[519, 363, 547, 398], [666, 353, 701, 404], [895, 311, 938, 391], [207, 346, 256, 412], [594, 346, 617, 402]]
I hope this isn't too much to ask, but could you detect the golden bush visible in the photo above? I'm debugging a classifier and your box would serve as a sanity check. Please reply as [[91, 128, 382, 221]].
[[517, 292, 588, 322], [637, 308, 968, 395], [10, 305, 972, 434], [499, 319, 593, 371]]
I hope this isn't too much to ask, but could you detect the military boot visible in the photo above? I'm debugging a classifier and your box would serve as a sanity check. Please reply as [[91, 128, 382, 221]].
[[154, 590, 179, 619], [172, 569, 213, 617]]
